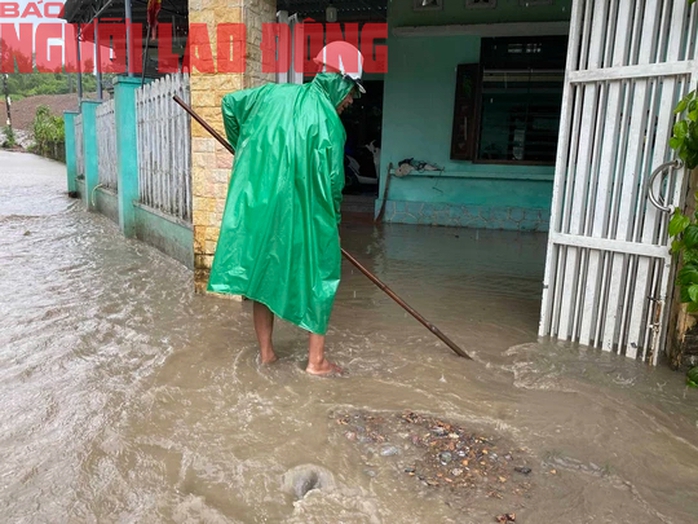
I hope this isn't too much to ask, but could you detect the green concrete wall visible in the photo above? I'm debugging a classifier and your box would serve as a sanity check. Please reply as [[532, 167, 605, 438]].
[[134, 204, 194, 269], [77, 179, 85, 202], [81, 100, 100, 212], [114, 76, 142, 238], [63, 111, 78, 197], [95, 187, 120, 225], [65, 74, 194, 271], [377, 0, 573, 230]]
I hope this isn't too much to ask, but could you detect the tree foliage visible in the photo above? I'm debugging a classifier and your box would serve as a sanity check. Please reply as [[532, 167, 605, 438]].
[[30, 105, 65, 161], [1, 126, 16, 148], [1, 38, 108, 99], [668, 89, 698, 319], [669, 90, 698, 170]]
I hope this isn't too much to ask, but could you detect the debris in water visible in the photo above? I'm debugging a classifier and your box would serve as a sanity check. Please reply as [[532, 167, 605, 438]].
[[380, 445, 400, 457], [495, 512, 516, 522], [331, 409, 534, 501], [439, 451, 452, 465], [514, 466, 531, 475], [432, 426, 448, 437]]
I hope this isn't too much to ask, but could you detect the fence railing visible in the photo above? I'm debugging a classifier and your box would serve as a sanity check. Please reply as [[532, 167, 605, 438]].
[[95, 99, 118, 191], [135, 73, 192, 223], [75, 113, 84, 179]]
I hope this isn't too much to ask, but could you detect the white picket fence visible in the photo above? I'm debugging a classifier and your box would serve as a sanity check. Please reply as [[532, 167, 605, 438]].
[[135, 73, 192, 223], [74, 113, 84, 179], [96, 99, 118, 191]]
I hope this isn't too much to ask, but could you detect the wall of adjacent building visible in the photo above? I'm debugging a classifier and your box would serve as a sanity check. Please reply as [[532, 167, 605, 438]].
[[377, 0, 572, 231]]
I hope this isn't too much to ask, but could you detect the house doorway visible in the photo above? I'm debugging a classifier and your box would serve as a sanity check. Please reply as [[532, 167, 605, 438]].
[[340, 79, 383, 198]]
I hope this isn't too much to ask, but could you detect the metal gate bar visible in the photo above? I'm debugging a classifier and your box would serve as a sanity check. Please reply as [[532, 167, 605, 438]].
[[539, 0, 697, 364]]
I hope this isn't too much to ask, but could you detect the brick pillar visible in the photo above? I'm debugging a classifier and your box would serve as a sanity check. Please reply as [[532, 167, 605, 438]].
[[243, 0, 277, 89], [189, 0, 276, 294]]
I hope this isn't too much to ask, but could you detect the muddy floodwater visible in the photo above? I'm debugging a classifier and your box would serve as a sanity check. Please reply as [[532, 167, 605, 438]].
[[2, 150, 698, 524]]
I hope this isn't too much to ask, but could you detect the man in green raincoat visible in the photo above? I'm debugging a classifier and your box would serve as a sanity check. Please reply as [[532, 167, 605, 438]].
[[207, 41, 366, 375]]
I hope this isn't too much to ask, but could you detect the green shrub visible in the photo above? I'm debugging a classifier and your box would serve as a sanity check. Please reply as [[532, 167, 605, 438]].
[[32, 105, 65, 162], [1, 125, 16, 148]]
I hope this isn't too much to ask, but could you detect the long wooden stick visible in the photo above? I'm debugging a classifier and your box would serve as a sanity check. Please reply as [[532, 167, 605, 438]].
[[375, 161, 392, 223], [172, 95, 472, 360], [174, 95, 234, 154], [340, 250, 472, 359]]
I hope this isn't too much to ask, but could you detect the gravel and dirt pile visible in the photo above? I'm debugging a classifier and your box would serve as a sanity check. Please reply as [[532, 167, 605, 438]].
[[333, 409, 537, 522]]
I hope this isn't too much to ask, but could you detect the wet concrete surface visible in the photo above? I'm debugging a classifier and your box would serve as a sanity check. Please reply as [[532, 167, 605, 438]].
[[2, 151, 698, 523]]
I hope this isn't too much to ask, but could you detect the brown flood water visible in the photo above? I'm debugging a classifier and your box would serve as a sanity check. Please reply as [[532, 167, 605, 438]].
[[1, 150, 698, 524]]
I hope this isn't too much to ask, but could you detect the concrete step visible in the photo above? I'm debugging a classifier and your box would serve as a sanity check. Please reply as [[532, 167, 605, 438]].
[[341, 195, 375, 214]]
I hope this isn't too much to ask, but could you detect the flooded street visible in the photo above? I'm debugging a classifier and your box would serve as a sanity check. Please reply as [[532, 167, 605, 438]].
[[2, 150, 698, 524]]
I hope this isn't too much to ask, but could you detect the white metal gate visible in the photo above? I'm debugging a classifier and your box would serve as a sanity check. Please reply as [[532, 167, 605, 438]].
[[135, 73, 192, 223], [96, 99, 118, 191], [74, 113, 84, 180], [539, 0, 698, 364]]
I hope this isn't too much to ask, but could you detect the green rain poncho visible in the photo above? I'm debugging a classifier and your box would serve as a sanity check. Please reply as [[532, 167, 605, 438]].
[[207, 73, 357, 335]]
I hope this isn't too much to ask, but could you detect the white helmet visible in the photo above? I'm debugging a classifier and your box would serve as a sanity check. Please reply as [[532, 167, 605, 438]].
[[313, 41, 366, 94]]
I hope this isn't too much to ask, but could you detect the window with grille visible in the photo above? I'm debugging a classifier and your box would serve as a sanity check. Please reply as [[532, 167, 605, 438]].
[[451, 35, 568, 165]]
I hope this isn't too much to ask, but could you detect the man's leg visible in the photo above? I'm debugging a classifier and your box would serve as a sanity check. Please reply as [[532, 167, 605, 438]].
[[306, 333, 342, 375], [253, 301, 277, 364]]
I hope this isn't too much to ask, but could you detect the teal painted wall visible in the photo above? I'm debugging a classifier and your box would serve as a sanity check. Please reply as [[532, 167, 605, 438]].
[[114, 76, 142, 238], [77, 179, 85, 202], [64, 111, 78, 196], [81, 101, 100, 212], [95, 187, 120, 225], [377, 0, 573, 230], [67, 74, 194, 272], [134, 204, 194, 269]]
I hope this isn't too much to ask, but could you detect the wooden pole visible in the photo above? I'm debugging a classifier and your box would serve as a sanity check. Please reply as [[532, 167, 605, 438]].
[[375, 161, 392, 223], [94, 20, 103, 101], [141, 25, 151, 87], [76, 25, 83, 101], [340, 249, 472, 359], [172, 95, 473, 360], [173, 95, 234, 154], [2, 73, 11, 130], [125, 0, 133, 77]]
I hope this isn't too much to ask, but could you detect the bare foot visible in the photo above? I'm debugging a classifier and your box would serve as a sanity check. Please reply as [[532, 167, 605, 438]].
[[306, 358, 343, 376], [260, 351, 278, 364]]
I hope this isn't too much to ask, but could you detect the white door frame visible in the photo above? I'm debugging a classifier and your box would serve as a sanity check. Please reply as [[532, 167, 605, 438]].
[[275, 11, 304, 85]]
